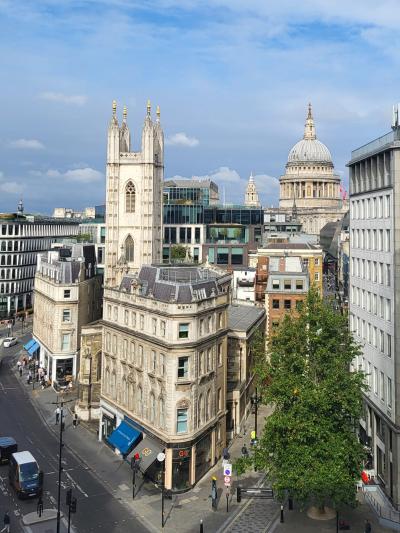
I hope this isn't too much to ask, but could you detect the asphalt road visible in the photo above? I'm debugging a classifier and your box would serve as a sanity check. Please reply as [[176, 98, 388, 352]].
[[0, 337, 149, 533]]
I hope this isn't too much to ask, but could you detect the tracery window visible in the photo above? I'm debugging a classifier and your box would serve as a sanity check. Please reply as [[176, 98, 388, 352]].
[[125, 181, 136, 213], [125, 235, 134, 262]]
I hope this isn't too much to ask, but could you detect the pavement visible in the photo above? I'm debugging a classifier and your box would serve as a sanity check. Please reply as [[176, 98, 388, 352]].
[[2, 323, 395, 532]]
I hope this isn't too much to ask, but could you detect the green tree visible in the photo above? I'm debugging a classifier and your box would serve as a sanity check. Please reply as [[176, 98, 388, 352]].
[[170, 244, 190, 261], [76, 233, 92, 243], [237, 289, 365, 511]]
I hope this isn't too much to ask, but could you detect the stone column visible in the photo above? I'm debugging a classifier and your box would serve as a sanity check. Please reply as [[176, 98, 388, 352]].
[[165, 447, 173, 490], [211, 427, 216, 466]]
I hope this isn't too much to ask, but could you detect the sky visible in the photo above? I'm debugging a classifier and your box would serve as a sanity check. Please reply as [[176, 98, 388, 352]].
[[0, 0, 400, 214]]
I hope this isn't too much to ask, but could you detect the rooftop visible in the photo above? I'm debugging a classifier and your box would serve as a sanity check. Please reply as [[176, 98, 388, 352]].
[[228, 304, 265, 332], [350, 128, 400, 162], [164, 179, 218, 190], [261, 242, 321, 250], [120, 264, 231, 304]]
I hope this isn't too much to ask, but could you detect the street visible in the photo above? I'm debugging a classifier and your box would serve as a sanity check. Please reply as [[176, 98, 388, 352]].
[[0, 336, 149, 533]]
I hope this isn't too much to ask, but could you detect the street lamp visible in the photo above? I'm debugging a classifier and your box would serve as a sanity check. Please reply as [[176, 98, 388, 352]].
[[157, 452, 166, 529], [251, 387, 261, 441]]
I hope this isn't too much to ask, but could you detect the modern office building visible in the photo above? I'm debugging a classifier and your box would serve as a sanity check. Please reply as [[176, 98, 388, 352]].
[[79, 219, 106, 275], [0, 212, 79, 318], [33, 244, 102, 383], [348, 108, 400, 506]]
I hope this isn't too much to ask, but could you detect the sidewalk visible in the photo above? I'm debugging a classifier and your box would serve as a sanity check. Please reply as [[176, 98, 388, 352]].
[[269, 494, 393, 533], [18, 366, 272, 533]]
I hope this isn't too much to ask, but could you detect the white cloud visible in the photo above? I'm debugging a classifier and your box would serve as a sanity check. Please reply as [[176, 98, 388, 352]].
[[46, 167, 103, 183], [0, 181, 24, 194], [9, 139, 45, 150], [165, 132, 199, 147], [39, 92, 88, 106], [195, 166, 241, 183]]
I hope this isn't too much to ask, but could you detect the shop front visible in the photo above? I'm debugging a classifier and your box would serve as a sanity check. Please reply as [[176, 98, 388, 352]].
[[195, 431, 212, 483], [172, 447, 191, 491]]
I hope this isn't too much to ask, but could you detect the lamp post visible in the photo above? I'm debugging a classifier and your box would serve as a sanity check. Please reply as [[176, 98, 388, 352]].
[[251, 387, 260, 440], [157, 452, 166, 529]]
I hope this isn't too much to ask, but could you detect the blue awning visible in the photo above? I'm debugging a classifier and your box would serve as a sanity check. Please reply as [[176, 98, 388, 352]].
[[27, 341, 39, 356], [23, 339, 36, 351], [107, 421, 142, 456]]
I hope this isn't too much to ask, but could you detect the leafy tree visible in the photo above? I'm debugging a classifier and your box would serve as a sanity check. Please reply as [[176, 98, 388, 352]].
[[236, 289, 365, 511], [170, 244, 190, 261], [76, 233, 92, 243]]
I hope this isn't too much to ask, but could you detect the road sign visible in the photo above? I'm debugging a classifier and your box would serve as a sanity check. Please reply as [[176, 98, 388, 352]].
[[224, 476, 231, 485], [223, 464, 232, 476]]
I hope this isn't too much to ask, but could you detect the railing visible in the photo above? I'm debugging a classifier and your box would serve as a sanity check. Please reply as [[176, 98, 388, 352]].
[[363, 486, 400, 525]]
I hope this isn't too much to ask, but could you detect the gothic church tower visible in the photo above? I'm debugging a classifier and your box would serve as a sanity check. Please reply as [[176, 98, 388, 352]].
[[105, 100, 163, 287]]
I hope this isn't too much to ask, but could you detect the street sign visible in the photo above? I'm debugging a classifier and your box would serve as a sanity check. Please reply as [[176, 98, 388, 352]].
[[223, 464, 232, 476], [224, 476, 231, 485]]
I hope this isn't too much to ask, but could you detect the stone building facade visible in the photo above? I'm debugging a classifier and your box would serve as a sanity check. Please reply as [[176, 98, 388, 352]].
[[279, 104, 348, 235], [33, 244, 102, 383], [100, 265, 231, 491]]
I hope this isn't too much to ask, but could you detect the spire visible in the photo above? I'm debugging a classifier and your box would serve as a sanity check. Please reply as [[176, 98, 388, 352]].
[[123, 105, 127, 122], [110, 100, 119, 127], [112, 99, 117, 116], [147, 99, 151, 117], [156, 105, 160, 122], [249, 171, 254, 182], [303, 102, 316, 140]]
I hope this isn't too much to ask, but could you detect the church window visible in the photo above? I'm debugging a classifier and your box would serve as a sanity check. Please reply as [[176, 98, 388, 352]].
[[125, 235, 134, 262], [125, 181, 136, 213]]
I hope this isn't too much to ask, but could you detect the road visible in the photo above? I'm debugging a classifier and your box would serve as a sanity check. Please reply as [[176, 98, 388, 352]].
[[0, 336, 149, 533]]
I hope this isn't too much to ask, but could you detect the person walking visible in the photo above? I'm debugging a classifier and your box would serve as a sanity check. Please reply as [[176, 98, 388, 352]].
[[365, 519, 372, 533], [73, 413, 78, 428], [241, 444, 249, 458], [19, 364, 23, 377], [37, 495, 44, 517], [211, 477, 218, 510], [55, 406, 61, 425], [1, 511, 10, 533]]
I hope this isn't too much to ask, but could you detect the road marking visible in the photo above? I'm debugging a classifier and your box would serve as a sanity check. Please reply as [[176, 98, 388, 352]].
[[45, 471, 56, 475], [65, 470, 89, 498], [26, 436, 34, 444]]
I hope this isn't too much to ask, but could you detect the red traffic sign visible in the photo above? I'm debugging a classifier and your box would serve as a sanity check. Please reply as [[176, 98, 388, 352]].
[[224, 476, 231, 485]]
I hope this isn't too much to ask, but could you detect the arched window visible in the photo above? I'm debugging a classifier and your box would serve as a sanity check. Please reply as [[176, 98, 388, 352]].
[[206, 389, 212, 420], [198, 394, 204, 426], [149, 393, 155, 423], [125, 235, 134, 262], [159, 397, 165, 428], [137, 386, 143, 417], [125, 181, 136, 213]]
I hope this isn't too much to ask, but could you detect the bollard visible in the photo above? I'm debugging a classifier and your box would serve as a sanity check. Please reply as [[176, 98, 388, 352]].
[[280, 505, 284, 523], [199, 519, 204, 533]]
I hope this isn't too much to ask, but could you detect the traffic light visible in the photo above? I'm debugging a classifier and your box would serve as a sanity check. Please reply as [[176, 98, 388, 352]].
[[70, 497, 77, 514], [66, 488, 72, 506]]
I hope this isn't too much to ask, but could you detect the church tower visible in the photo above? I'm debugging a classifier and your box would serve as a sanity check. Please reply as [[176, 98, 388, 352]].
[[105, 100, 163, 287], [244, 173, 261, 207]]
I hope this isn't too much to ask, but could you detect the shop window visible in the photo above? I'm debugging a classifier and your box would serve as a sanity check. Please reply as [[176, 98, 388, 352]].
[[177, 408, 188, 433], [178, 357, 189, 379], [272, 299, 280, 309], [179, 323, 189, 339]]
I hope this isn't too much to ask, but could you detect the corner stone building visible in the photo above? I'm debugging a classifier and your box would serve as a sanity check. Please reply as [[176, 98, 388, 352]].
[[279, 104, 348, 235], [101, 265, 231, 491]]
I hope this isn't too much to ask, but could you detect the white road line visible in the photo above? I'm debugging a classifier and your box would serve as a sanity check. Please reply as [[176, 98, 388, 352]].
[[65, 471, 89, 498], [26, 436, 34, 444]]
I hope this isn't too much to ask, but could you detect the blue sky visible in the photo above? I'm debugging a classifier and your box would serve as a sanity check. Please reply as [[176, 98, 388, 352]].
[[0, 0, 399, 213]]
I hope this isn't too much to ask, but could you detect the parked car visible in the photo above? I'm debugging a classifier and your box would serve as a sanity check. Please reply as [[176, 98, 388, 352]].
[[0, 437, 18, 464], [3, 337, 17, 348]]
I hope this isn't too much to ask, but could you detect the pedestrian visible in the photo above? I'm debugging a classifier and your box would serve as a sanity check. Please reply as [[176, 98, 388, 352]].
[[19, 365, 23, 377], [73, 412, 78, 428], [1, 511, 10, 533], [241, 444, 249, 458], [365, 519, 372, 533], [37, 495, 44, 517], [55, 406, 61, 425], [17, 360, 21, 371], [210, 476, 218, 510]]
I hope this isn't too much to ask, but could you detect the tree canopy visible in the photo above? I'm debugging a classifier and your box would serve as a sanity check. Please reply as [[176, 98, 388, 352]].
[[237, 289, 366, 510], [170, 244, 190, 261]]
